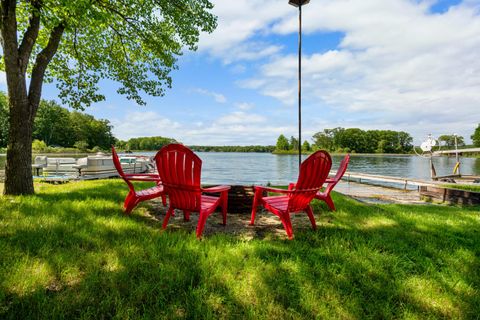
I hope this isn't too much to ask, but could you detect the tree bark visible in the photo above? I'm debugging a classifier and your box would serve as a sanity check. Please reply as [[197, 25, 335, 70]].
[[1, 0, 34, 194], [1, 0, 64, 195], [4, 96, 35, 195]]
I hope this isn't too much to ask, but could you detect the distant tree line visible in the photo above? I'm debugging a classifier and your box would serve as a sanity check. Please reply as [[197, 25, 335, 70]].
[[189, 145, 275, 153], [115, 137, 177, 151], [3, 89, 479, 154], [438, 135, 465, 148], [311, 128, 413, 153], [0, 92, 115, 150], [274, 135, 311, 153]]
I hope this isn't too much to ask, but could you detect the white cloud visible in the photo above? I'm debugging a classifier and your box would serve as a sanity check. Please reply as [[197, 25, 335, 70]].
[[235, 102, 254, 110], [112, 110, 294, 146], [236, 0, 480, 141], [112, 1, 480, 145], [230, 64, 247, 74], [192, 88, 227, 103], [217, 111, 265, 125], [112, 111, 181, 140], [198, 0, 291, 63]]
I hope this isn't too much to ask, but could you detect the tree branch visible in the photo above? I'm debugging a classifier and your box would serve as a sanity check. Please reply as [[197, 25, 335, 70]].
[[95, 0, 140, 24], [1, 0, 19, 64], [28, 23, 65, 120], [110, 25, 131, 66], [18, 1, 42, 73]]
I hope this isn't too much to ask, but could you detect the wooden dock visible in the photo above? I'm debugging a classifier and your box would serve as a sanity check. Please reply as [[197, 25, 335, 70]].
[[337, 171, 439, 189], [433, 147, 480, 155]]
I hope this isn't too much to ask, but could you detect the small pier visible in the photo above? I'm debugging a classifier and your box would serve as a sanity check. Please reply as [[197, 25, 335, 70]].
[[433, 147, 480, 155], [337, 171, 438, 189]]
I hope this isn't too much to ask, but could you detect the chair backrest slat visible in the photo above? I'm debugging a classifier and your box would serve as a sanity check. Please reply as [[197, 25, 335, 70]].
[[156, 144, 202, 211], [288, 150, 332, 212], [112, 146, 134, 191], [326, 154, 350, 193]]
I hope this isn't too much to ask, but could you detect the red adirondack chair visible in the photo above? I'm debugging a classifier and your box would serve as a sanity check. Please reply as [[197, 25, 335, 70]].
[[250, 150, 332, 239], [315, 154, 350, 211], [112, 146, 166, 214], [155, 144, 230, 238]]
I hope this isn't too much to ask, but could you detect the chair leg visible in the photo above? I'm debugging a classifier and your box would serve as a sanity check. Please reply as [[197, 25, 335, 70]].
[[280, 212, 294, 240], [162, 207, 174, 229], [250, 189, 262, 225], [161, 194, 167, 207], [250, 204, 258, 226], [183, 211, 190, 221], [221, 192, 228, 225], [324, 194, 336, 211], [124, 192, 137, 214], [305, 205, 317, 230], [196, 211, 208, 238]]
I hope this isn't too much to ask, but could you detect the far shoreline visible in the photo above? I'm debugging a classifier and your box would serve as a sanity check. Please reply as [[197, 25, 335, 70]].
[[0, 151, 477, 158]]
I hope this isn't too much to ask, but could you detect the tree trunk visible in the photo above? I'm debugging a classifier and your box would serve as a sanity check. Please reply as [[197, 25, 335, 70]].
[[4, 99, 34, 195], [3, 73, 35, 195], [1, 0, 64, 195], [1, 0, 34, 195]]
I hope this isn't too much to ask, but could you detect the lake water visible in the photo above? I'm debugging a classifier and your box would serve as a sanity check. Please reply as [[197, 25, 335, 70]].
[[1, 152, 479, 186]]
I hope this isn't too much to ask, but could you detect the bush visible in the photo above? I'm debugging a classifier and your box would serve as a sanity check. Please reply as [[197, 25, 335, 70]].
[[74, 141, 89, 152], [32, 139, 48, 152], [91, 146, 102, 153]]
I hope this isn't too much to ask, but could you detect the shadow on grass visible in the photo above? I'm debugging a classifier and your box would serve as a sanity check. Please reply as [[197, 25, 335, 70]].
[[0, 181, 479, 318], [1, 181, 255, 318]]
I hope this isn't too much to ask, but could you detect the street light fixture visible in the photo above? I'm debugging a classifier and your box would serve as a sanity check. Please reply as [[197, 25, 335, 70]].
[[288, 0, 310, 7], [288, 0, 310, 168]]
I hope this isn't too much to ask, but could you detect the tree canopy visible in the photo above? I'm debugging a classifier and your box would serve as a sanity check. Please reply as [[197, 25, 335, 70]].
[[472, 124, 480, 147], [116, 136, 177, 151], [2, 0, 217, 108], [438, 135, 465, 149], [275, 134, 290, 151], [1, 0, 217, 194], [312, 128, 413, 154], [0, 95, 116, 150]]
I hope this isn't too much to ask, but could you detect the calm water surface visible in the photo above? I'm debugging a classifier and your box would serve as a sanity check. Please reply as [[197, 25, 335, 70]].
[[1, 152, 479, 185]]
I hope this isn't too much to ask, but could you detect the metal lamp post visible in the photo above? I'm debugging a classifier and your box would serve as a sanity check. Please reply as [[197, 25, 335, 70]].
[[288, 0, 310, 168]]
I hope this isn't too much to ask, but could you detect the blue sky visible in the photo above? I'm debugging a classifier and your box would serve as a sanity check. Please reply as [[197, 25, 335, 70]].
[[3, 0, 480, 146]]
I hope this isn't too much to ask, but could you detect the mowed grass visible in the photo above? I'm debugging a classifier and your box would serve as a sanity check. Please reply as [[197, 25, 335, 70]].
[[0, 180, 479, 319], [442, 184, 480, 193]]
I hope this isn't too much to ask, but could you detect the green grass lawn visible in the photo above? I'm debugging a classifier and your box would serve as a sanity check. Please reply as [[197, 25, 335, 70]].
[[442, 184, 480, 192], [1, 180, 479, 319]]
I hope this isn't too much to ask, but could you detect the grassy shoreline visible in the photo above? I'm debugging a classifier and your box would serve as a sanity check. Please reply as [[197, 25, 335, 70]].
[[441, 184, 480, 192], [1, 180, 479, 318]]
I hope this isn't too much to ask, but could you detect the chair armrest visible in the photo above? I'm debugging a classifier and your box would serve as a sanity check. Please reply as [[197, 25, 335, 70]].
[[124, 174, 161, 182], [254, 186, 291, 194], [124, 173, 159, 178], [202, 185, 231, 193], [288, 183, 296, 191], [256, 185, 322, 194]]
